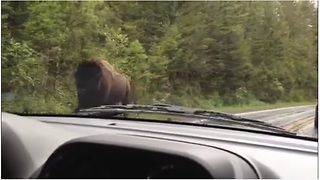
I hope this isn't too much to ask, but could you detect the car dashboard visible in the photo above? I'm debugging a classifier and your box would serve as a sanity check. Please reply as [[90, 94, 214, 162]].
[[1, 112, 318, 179], [39, 143, 212, 179], [34, 134, 261, 179]]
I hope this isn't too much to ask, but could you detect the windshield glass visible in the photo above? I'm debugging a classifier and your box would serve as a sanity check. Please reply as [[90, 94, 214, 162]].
[[2, 1, 318, 139]]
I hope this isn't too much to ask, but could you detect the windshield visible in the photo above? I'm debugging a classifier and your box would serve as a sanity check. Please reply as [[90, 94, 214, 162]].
[[2, 1, 318, 139]]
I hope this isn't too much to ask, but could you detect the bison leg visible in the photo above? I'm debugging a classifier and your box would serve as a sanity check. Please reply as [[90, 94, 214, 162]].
[[121, 98, 129, 105], [121, 81, 132, 105], [74, 107, 80, 113]]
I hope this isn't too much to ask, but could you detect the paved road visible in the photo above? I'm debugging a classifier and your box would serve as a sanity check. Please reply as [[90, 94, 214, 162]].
[[235, 105, 317, 138], [297, 123, 318, 138]]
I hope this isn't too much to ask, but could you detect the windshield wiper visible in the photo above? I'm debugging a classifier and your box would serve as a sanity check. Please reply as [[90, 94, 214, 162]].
[[75, 103, 296, 136]]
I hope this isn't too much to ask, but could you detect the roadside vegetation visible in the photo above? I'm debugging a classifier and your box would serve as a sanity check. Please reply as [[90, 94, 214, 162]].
[[2, 1, 318, 114]]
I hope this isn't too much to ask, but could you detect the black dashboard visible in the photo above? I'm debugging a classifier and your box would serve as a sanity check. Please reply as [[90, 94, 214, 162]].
[[35, 134, 259, 179], [38, 143, 212, 179]]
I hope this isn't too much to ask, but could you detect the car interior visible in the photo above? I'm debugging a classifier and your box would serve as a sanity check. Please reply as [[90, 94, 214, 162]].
[[2, 112, 318, 179]]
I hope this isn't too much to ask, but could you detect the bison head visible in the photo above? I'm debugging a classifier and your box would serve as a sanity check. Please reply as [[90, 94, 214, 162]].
[[75, 61, 105, 108]]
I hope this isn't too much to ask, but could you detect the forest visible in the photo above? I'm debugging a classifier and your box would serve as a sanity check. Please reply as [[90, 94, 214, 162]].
[[1, 1, 318, 114]]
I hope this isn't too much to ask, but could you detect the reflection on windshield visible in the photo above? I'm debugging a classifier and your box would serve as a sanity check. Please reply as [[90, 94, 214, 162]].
[[1, 1, 318, 138]]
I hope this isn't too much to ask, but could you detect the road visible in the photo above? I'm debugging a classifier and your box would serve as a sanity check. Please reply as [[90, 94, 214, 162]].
[[235, 105, 317, 138]]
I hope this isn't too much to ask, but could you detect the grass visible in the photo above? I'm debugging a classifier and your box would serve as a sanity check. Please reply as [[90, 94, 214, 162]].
[[121, 113, 176, 121], [213, 101, 315, 113]]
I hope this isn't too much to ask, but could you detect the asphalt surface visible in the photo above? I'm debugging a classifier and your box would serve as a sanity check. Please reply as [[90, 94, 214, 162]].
[[235, 105, 318, 138]]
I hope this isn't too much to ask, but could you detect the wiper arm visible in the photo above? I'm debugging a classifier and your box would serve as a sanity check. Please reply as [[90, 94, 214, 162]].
[[76, 103, 296, 135], [76, 108, 127, 117], [146, 104, 288, 131]]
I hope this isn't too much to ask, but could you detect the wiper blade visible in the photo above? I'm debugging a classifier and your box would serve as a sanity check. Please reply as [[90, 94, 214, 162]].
[[87, 103, 280, 126], [76, 103, 296, 135]]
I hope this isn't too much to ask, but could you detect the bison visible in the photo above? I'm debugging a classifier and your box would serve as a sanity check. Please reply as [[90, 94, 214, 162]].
[[74, 59, 134, 112]]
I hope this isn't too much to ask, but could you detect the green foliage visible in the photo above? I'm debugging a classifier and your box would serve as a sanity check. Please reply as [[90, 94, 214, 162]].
[[1, 1, 318, 113]]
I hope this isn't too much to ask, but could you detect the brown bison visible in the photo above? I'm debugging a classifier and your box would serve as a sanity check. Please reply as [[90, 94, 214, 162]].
[[74, 59, 134, 112]]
